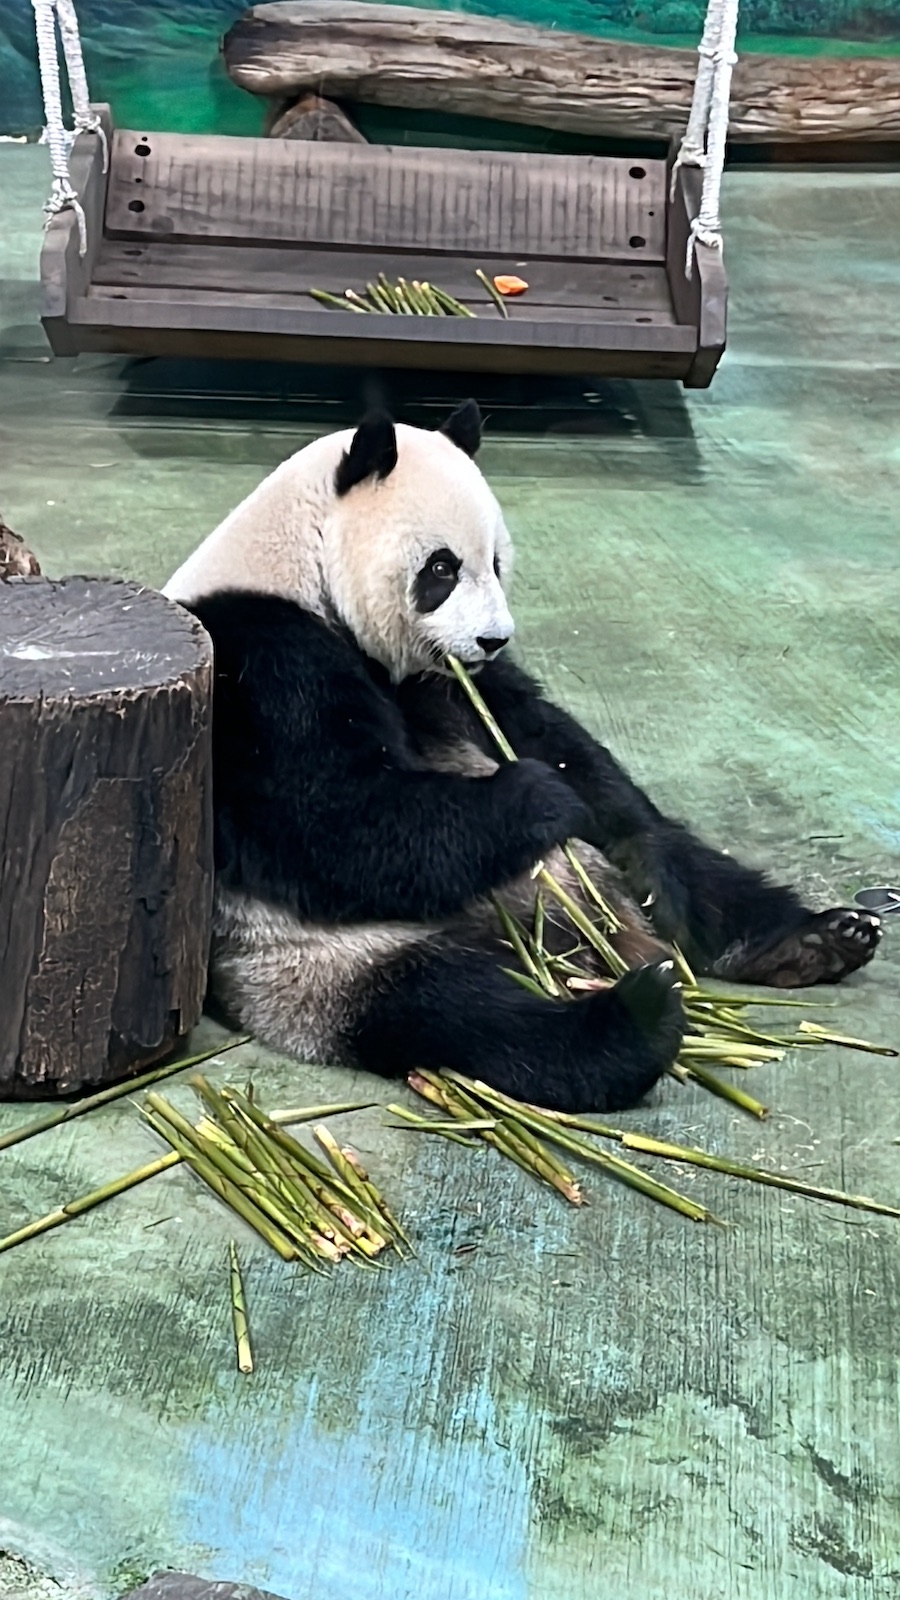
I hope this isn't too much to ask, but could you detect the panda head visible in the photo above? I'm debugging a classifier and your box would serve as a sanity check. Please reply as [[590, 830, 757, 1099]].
[[325, 399, 514, 680], [164, 399, 514, 683]]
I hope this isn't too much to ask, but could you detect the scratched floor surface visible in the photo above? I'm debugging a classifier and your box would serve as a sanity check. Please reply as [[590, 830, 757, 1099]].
[[1, 148, 899, 1600]]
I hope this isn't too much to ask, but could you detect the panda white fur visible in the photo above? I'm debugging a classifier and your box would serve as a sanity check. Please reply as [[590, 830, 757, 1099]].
[[164, 401, 881, 1113]]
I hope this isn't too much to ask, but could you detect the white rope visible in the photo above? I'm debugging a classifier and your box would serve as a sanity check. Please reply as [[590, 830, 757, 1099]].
[[56, 0, 107, 163], [671, 0, 740, 277], [31, 0, 105, 257], [670, 0, 724, 187]]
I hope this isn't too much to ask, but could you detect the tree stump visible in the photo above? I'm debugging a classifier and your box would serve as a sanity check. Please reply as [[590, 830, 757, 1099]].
[[0, 577, 213, 1098], [268, 92, 367, 142], [0, 513, 40, 580]]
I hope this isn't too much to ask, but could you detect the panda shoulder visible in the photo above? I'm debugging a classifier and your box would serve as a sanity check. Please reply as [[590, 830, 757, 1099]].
[[185, 589, 380, 711]]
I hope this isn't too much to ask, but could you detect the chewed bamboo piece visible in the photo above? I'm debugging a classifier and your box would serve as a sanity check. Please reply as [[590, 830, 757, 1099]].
[[229, 1241, 254, 1373], [444, 655, 891, 1111]]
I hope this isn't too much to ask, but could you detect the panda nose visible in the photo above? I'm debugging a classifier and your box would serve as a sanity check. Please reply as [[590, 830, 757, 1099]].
[[477, 635, 509, 656]]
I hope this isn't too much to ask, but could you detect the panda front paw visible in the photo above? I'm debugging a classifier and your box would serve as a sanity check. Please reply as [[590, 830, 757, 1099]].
[[725, 907, 882, 988], [492, 758, 592, 862], [578, 959, 685, 1111]]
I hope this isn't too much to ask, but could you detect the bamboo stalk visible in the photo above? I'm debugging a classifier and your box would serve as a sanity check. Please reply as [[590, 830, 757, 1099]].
[[229, 1240, 254, 1373], [0, 1037, 250, 1156], [312, 1125, 390, 1243], [310, 288, 367, 312], [476, 268, 509, 318], [377, 272, 402, 311], [387, 1102, 482, 1146], [431, 285, 477, 319], [226, 1090, 387, 1238], [682, 1061, 769, 1119], [501, 966, 554, 1000], [495, 901, 555, 995], [267, 1099, 376, 1126], [366, 280, 394, 313], [0, 1151, 181, 1255], [619, 1133, 900, 1219], [797, 1021, 898, 1057]]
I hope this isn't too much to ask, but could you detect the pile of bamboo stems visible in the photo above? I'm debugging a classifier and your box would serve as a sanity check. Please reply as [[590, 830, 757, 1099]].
[[392, 1070, 900, 1224], [309, 269, 512, 318], [144, 1076, 410, 1270], [311, 274, 475, 318]]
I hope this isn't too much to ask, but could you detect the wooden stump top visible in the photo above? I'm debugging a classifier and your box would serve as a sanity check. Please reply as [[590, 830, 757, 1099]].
[[0, 575, 209, 701]]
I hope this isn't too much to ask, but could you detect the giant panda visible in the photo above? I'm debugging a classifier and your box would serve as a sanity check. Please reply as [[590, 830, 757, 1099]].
[[163, 401, 881, 1114]]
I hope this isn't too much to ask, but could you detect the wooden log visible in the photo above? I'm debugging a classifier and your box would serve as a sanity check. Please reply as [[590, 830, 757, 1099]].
[[269, 92, 367, 143], [223, 2, 900, 145], [0, 577, 213, 1098]]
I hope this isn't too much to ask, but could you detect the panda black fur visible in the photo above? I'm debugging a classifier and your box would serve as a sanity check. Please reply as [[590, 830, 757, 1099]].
[[166, 402, 881, 1114]]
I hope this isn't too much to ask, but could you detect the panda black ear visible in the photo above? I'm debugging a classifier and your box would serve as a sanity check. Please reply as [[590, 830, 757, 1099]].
[[335, 413, 398, 496], [440, 399, 482, 459]]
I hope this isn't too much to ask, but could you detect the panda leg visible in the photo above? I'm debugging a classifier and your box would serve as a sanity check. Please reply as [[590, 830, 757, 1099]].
[[350, 943, 684, 1114]]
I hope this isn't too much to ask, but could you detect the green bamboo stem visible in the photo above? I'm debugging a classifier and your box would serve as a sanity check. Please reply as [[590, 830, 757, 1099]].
[[267, 1099, 376, 1126], [501, 966, 553, 1000], [797, 1021, 898, 1057], [396, 278, 424, 314], [476, 268, 509, 318], [682, 1061, 769, 1119], [387, 1102, 482, 1146], [377, 273, 402, 311], [563, 846, 624, 933], [495, 901, 556, 995], [620, 1133, 900, 1218], [309, 289, 367, 312], [0, 1150, 181, 1255], [366, 280, 394, 313], [0, 1037, 250, 1156], [432, 285, 477, 318], [229, 1240, 254, 1373], [312, 1126, 390, 1244], [223, 1094, 381, 1257]]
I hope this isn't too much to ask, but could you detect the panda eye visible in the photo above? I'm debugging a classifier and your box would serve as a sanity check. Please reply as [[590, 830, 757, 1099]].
[[414, 547, 462, 614], [493, 554, 501, 579]]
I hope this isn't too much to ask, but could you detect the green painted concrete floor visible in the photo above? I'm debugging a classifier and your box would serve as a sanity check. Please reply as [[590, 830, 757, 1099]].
[[1, 146, 899, 1600]]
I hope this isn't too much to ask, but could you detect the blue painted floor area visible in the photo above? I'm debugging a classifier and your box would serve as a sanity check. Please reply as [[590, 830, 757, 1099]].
[[1, 149, 899, 1600]]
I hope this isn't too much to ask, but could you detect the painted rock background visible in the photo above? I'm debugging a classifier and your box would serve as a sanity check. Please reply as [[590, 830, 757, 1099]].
[[2, 1, 900, 138]]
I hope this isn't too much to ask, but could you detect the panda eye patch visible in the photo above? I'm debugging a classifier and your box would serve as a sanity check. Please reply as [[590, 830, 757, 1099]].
[[493, 554, 501, 579], [414, 547, 461, 614]]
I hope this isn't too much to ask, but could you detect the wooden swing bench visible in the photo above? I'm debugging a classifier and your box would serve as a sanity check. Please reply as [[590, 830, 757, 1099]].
[[40, 106, 727, 388]]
